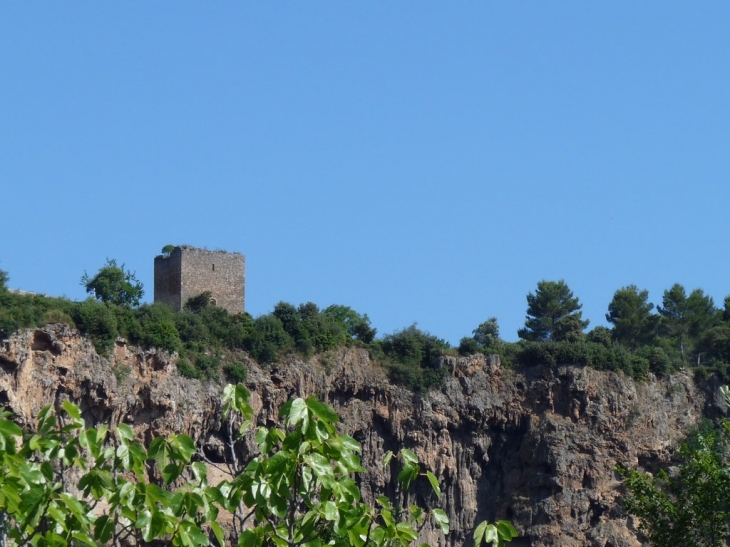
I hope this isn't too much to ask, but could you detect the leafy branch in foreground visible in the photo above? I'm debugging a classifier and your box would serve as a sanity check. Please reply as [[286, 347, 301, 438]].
[[618, 386, 730, 547], [0, 385, 516, 547]]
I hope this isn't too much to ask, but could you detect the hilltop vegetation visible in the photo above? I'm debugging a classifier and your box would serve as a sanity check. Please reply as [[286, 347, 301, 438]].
[[2, 262, 730, 391]]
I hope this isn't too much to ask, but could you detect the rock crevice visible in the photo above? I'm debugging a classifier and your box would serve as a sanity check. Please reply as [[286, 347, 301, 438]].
[[0, 325, 718, 546]]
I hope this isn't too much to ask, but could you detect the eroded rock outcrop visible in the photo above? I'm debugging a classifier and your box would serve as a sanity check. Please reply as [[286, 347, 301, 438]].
[[0, 325, 721, 546]]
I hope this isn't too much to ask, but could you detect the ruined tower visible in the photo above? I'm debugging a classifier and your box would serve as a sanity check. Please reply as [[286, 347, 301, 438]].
[[153, 246, 245, 313]]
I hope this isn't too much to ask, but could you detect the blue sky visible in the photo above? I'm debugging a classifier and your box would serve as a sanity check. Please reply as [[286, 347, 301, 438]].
[[2, 3, 729, 343]]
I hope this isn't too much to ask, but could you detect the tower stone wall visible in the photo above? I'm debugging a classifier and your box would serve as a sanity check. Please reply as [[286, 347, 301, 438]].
[[154, 246, 245, 313]]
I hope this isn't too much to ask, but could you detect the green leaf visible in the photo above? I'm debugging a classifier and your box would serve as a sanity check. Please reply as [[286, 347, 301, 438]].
[[148, 437, 172, 470], [223, 383, 252, 420], [323, 500, 338, 521], [94, 514, 114, 543], [426, 470, 441, 498], [473, 520, 488, 545], [191, 461, 208, 484], [497, 520, 518, 541], [19, 464, 45, 485], [432, 508, 450, 534], [210, 520, 225, 547], [162, 462, 184, 485], [397, 463, 418, 487], [382, 450, 394, 469], [116, 441, 130, 469], [61, 400, 82, 420], [401, 448, 418, 465], [144, 510, 167, 542], [340, 449, 363, 472], [0, 419, 23, 438], [376, 495, 391, 509], [314, 419, 331, 442], [61, 493, 88, 522], [146, 483, 172, 506], [116, 423, 134, 441], [240, 529, 264, 547], [179, 521, 209, 546], [172, 434, 196, 462], [128, 442, 148, 477], [47, 503, 67, 531], [409, 504, 424, 523], [306, 397, 339, 424], [287, 398, 309, 432], [137, 508, 152, 531], [79, 469, 112, 499], [340, 434, 361, 452], [484, 523, 499, 544], [395, 522, 418, 542], [381, 508, 395, 528], [267, 450, 293, 477], [71, 531, 97, 547], [306, 452, 333, 477]]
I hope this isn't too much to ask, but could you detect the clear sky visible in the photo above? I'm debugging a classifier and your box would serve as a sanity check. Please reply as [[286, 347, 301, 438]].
[[2, 3, 729, 343]]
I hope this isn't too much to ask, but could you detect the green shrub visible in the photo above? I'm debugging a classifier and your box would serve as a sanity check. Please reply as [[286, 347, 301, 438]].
[[0, 293, 64, 339], [247, 314, 292, 363], [224, 362, 247, 384], [381, 325, 451, 392], [70, 299, 119, 354], [0, 309, 22, 341], [175, 310, 211, 349], [184, 291, 213, 312], [587, 326, 613, 347], [81, 258, 144, 308], [226, 313, 257, 349], [198, 306, 239, 347], [177, 358, 200, 379], [458, 337, 481, 356], [110, 305, 143, 343], [635, 345, 673, 376], [136, 303, 181, 352], [517, 340, 650, 380], [306, 314, 348, 353], [273, 302, 312, 356], [322, 305, 377, 343], [194, 353, 221, 379], [40, 308, 75, 327]]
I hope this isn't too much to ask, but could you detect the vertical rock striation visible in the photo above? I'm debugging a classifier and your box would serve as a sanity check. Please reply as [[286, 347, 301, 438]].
[[0, 325, 720, 546]]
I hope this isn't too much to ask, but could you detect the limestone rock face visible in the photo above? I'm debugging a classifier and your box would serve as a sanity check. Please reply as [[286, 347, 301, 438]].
[[0, 325, 719, 546]]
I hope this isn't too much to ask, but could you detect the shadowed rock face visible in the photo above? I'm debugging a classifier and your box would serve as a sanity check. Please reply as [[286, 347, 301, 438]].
[[0, 324, 722, 546]]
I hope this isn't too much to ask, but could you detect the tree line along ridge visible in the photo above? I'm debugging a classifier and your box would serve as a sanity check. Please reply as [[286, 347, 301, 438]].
[[5, 257, 730, 545], [2, 258, 730, 391]]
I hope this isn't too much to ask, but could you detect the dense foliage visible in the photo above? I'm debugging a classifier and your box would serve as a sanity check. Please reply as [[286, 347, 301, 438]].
[[0, 385, 517, 547], [4, 264, 730, 390], [619, 418, 730, 546], [81, 259, 145, 308], [375, 326, 451, 393]]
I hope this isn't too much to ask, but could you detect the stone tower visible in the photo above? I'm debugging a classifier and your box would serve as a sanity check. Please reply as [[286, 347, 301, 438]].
[[153, 246, 245, 313]]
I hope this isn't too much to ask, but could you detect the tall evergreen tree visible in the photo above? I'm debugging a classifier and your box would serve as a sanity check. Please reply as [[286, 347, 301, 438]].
[[657, 284, 718, 361], [606, 285, 658, 351], [518, 280, 589, 341]]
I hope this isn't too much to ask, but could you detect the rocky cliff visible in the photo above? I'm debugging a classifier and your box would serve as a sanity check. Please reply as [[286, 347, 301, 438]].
[[0, 324, 722, 546]]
